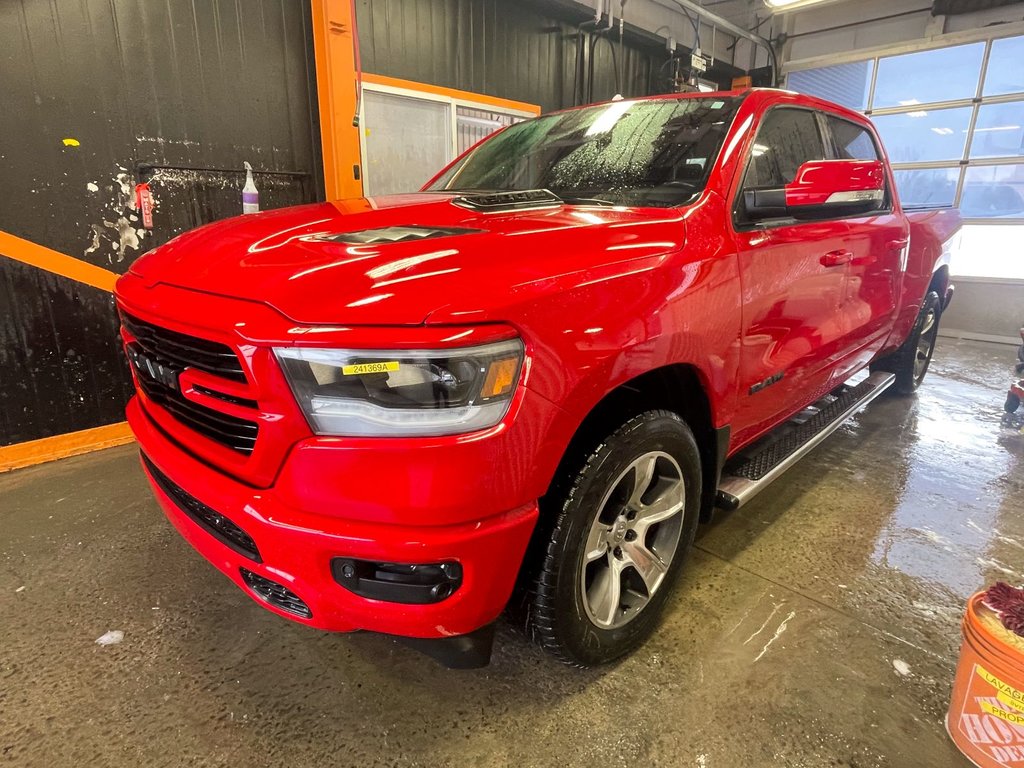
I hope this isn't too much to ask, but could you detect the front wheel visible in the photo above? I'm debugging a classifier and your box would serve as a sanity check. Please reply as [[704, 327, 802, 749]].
[[522, 410, 701, 667], [872, 291, 942, 395]]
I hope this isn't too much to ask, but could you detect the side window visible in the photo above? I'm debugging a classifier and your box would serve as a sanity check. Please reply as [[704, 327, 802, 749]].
[[828, 116, 879, 160], [743, 108, 826, 189]]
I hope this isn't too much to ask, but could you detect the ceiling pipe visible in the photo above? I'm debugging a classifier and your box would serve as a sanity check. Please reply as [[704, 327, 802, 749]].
[[648, 0, 778, 82]]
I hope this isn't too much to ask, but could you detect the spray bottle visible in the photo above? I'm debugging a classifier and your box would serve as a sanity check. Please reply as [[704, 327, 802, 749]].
[[242, 161, 259, 214]]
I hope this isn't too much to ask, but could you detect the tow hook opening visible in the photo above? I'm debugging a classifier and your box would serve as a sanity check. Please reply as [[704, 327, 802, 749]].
[[331, 558, 463, 605]]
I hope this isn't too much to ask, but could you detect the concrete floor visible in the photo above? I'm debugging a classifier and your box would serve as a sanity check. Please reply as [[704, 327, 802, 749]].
[[2, 337, 1023, 768]]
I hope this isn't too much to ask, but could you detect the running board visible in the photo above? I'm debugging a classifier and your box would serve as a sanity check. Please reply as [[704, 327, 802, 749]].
[[716, 371, 896, 511]]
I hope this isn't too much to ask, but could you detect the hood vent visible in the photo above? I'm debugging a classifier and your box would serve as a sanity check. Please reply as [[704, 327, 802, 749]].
[[452, 189, 562, 212], [314, 226, 484, 245]]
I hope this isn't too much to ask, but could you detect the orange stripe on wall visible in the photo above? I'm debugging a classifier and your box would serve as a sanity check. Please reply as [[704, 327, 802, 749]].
[[0, 230, 118, 293], [0, 422, 134, 473], [361, 73, 542, 116]]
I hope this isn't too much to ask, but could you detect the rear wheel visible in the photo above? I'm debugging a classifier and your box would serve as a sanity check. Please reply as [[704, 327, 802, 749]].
[[1007, 393, 1021, 414], [522, 410, 701, 667], [872, 291, 942, 395]]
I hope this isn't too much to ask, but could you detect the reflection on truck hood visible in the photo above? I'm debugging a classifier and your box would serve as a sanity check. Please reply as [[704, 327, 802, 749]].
[[128, 193, 687, 326]]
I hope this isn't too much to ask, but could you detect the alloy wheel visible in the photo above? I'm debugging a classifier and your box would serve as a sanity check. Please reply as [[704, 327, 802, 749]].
[[580, 451, 686, 630]]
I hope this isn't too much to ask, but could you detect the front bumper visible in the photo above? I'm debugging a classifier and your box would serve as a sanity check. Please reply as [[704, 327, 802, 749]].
[[128, 397, 539, 638]]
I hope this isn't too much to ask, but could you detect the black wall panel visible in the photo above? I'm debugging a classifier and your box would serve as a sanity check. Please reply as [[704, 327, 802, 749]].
[[0, 0, 319, 446], [0, 260, 132, 446], [0, 0, 321, 272], [355, 0, 741, 113]]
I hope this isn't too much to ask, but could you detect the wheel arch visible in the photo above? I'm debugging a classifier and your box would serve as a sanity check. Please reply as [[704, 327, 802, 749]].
[[545, 363, 724, 524], [930, 265, 953, 311]]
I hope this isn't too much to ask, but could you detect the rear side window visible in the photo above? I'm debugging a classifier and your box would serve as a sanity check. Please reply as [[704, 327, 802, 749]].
[[743, 108, 827, 189], [828, 116, 879, 160]]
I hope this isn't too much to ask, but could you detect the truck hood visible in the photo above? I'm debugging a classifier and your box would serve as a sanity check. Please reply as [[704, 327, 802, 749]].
[[129, 193, 687, 326]]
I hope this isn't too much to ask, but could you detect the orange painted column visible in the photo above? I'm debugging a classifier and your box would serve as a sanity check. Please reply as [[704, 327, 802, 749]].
[[310, 0, 364, 201]]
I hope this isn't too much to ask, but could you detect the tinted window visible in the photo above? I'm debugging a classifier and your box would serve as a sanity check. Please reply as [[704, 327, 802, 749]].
[[961, 165, 1024, 218], [872, 107, 973, 163], [969, 101, 1024, 159], [743, 109, 826, 189], [983, 36, 1024, 97], [787, 61, 874, 111], [873, 43, 985, 108], [894, 168, 961, 209], [828, 117, 878, 160]]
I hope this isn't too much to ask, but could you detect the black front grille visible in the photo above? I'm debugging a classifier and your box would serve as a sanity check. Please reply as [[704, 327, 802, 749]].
[[121, 312, 246, 382], [240, 568, 312, 619], [141, 454, 261, 562], [121, 312, 259, 455]]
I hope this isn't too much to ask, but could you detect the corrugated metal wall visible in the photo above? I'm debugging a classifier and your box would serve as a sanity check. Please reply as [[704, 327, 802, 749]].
[[0, 0, 320, 446], [355, 0, 743, 113]]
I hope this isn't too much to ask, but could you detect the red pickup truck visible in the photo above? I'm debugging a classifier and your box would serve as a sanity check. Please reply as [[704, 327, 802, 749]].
[[116, 88, 960, 668]]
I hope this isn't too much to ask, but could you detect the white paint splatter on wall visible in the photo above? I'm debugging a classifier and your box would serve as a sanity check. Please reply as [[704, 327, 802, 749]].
[[81, 165, 148, 263]]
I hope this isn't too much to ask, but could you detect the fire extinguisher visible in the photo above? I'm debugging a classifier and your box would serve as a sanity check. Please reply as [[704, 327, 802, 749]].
[[135, 183, 154, 229]]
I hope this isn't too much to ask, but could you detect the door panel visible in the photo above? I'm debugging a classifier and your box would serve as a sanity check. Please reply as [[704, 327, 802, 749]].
[[842, 213, 907, 363], [825, 115, 907, 373], [733, 221, 851, 447]]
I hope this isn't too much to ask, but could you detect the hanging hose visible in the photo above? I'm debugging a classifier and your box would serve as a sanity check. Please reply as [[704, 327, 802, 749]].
[[350, 0, 362, 127], [588, 32, 621, 101]]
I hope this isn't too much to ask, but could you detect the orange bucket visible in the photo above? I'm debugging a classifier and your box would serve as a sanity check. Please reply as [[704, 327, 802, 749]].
[[947, 592, 1024, 767]]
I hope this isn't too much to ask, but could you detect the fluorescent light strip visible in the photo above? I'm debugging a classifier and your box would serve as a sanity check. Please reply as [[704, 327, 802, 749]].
[[764, 0, 846, 10]]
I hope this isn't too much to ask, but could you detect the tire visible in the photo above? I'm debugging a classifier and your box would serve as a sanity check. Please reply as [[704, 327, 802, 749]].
[[522, 410, 701, 667], [1007, 393, 1021, 414], [872, 291, 943, 395]]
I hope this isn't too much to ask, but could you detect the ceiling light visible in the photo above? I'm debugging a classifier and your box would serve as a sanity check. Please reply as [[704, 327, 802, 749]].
[[764, 0, 849, 11]]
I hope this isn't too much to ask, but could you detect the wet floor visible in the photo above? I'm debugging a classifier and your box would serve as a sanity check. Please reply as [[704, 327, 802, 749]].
[[2, 337, 1023, 767]]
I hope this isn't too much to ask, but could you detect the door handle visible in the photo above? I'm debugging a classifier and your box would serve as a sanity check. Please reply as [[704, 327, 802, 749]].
[[820, 250, 853, 267], [887, 238, 909, 251]]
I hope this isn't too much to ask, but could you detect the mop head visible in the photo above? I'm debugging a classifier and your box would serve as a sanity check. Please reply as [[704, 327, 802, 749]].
[[983, 582, 1024, 638]]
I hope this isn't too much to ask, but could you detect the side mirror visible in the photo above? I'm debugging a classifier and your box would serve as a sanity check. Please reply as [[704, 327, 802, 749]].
[[744, 160, 885, 221]]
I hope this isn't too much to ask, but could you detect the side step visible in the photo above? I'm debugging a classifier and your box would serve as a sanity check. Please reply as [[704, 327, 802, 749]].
[[716, 371, 896, 511]]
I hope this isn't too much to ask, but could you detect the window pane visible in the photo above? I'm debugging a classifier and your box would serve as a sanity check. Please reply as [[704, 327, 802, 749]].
[[828, 116, 879, 160], [960, 164, 1024, 219], [951, 224, 1024, 278], [873, 43, 985, 108], [362, 91, 451, 196], [744, 109, 826, 188], [969, 101, 1024, 159], [787, 61, 874, 111], [983, 36, 1024, 96], [893, 168, 960, 208], [456, 106, 522, 156], [873, 107, 973, 163]]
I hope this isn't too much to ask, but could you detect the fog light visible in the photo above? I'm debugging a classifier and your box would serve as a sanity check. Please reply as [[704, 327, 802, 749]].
[[331, 558, 462, 605]]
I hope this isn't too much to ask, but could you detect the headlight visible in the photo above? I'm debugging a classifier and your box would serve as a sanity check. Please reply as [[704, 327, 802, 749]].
[[274, 339, 525, 437]]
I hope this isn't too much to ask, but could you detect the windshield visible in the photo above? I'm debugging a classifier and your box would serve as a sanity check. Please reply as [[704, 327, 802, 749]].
[[428, 95, 744, 208]]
